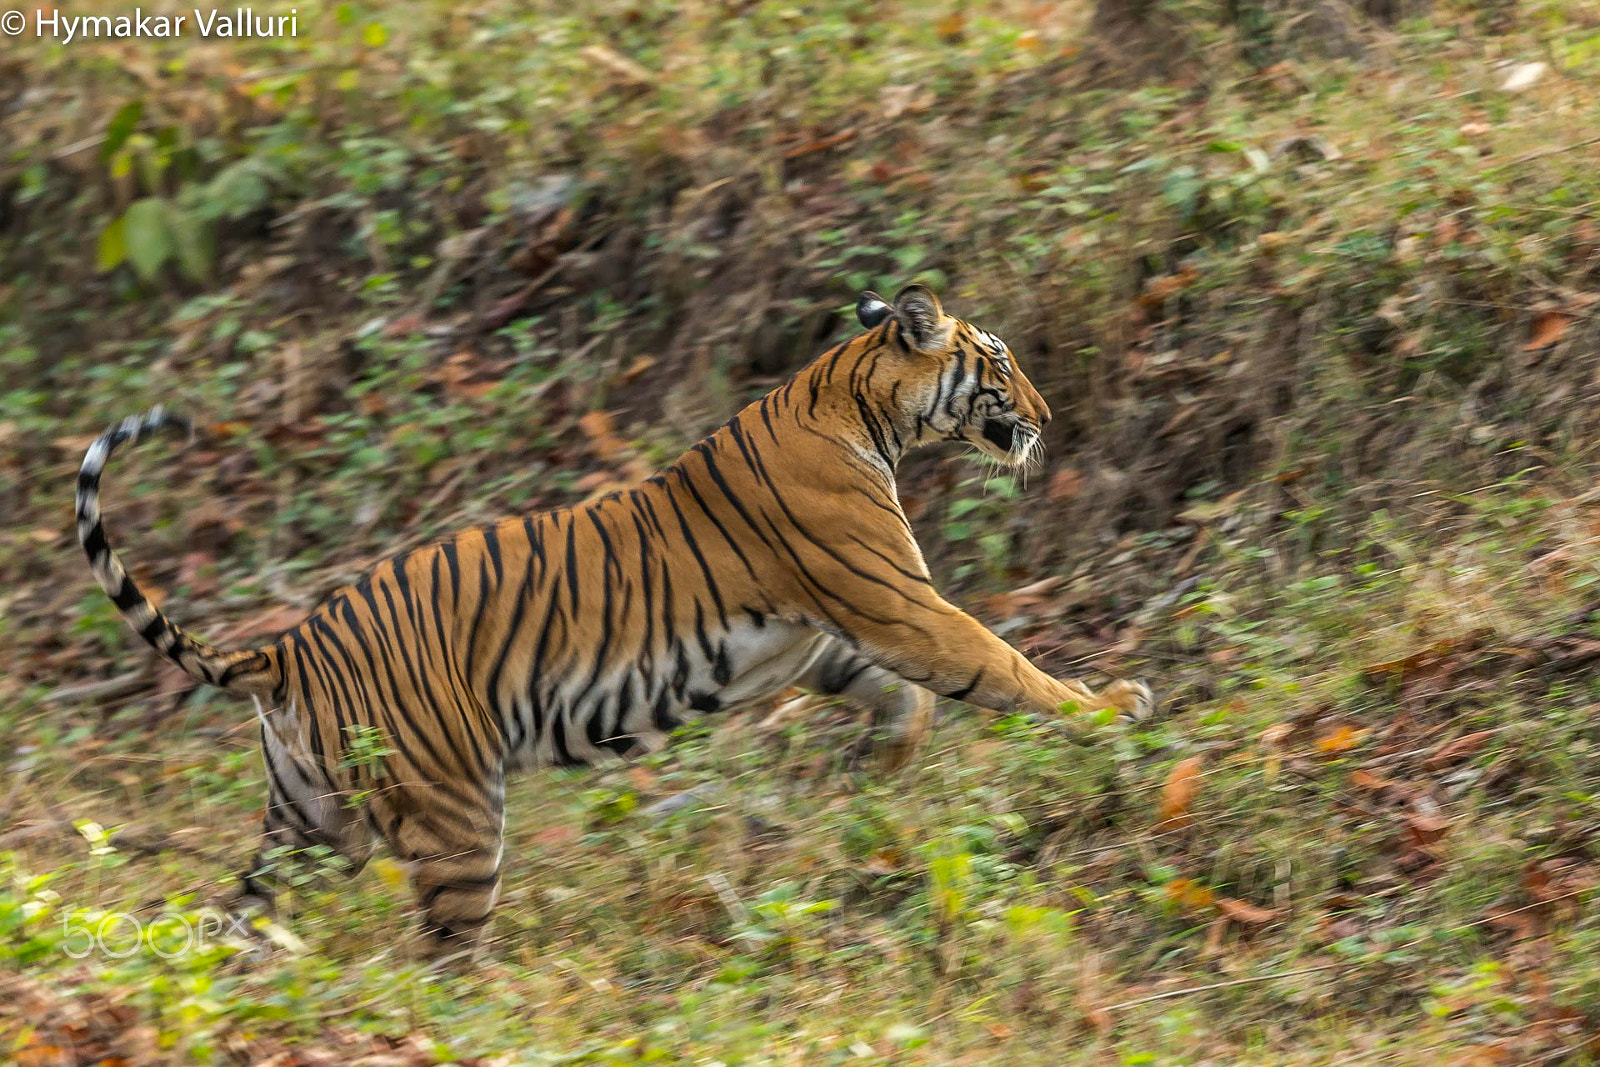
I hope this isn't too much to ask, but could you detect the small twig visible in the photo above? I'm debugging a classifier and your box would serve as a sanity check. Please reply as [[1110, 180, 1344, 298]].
[[52, 134, 105, 159], [1493, 134, 1600, 170], [643, 783, 723, 820], [1101, 962, 1347, 1012], [705, 871, 749, 926], [781, 127, 857, 160], [1563, 599, 1600, 628], [40, 671, 147, 705], [1138, 574, 1204, 620]]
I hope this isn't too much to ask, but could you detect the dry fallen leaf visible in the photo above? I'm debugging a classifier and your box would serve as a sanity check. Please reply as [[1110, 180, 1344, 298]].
[[52, 432, 99, 453], [1158, 755, 1204, 827], [580, 44, 654, 87], [1216, 897, 1281, 925], [1525, 311, 1574, 350], [1047, 466, 1083, 503], [1523, 857, 1598, 907], [1078, 994, 1114, 1038], [381, 311, 427, 339], [1165, 877, 1216, 911], [1316, 725, 1366, 755], [880, 84, 936, 119], [1424, 729, 1497, 767], [1178, 489, 1246, 525], [1259, 722, 1297, 748], [860, 847, 909, 877], [935, 11, 967, 42], [532, 824, 580, 848], [1573, 218, 1598, 264], [577, 410, 613, 440], [576, 410, 630, 462], [1404, 811, 1453, 846], [435, 351, 501, 401], [1362, 635, 1477, 680], [1138, 264, 1201, 309], [1456, 1039, 1520, 1066], [782, 127, 857, 160], [618, 355, 655, 384], [480, 282, 539, 330], [1347, 768, 1394, 792]]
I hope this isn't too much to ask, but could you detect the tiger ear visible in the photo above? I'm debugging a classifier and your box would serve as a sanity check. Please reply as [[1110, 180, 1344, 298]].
[[892, 283, 950, 351], [856, 291, 891, 329]]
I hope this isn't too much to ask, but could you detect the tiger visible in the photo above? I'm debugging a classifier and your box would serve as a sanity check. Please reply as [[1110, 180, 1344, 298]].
[[76, 283, 1154, 959]]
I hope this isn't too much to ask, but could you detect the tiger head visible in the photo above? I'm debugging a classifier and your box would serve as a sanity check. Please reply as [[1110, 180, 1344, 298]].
[[856, 284, 1050, 468]]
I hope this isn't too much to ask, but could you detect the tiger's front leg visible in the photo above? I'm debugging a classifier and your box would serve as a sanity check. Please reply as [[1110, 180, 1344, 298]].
[[872, 606, 1152, 729], [799, 558, 1153, 729]]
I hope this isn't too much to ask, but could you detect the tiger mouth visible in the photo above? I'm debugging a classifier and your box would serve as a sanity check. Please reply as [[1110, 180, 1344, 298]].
[[981, 418, 1018, 454]]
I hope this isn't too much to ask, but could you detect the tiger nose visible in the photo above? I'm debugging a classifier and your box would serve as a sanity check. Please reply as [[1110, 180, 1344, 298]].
[[1038, 404, 1052, 426]]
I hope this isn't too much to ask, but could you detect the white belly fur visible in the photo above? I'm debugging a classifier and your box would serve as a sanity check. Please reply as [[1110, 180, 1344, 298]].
[[714, 622, 828, 710], [503, 620, 829, 770]]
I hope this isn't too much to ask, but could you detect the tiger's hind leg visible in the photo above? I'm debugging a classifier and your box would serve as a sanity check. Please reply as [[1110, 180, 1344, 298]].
[[235, 793, 374, 915], [797, 642, 936, 773], [234, 717, 375, 916], [370, 774, 506, 964]]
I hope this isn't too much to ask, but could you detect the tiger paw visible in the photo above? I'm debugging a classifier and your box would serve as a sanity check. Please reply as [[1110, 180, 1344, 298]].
[[418, 922, 494, 971], [871, 697, 934, 774], [1103, 679, 1156, 722], [843, 724, 927, 777], [867, 731, 924, 775]]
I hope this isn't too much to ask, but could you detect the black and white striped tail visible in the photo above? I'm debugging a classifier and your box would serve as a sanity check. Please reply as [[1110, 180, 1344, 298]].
[[76, 407, 280, 696]]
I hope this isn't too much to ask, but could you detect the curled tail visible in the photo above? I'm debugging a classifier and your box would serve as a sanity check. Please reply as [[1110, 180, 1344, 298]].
[[76, 407, 282, 697]]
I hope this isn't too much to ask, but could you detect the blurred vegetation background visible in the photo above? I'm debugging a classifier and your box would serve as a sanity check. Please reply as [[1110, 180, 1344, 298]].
[[4, 1, 1600, 1063]]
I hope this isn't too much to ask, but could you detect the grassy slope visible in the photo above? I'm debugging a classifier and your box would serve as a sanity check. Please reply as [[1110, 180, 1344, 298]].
[[4, 1, 1600, 1063]]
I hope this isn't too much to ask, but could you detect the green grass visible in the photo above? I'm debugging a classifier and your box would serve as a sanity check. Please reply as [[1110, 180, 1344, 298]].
[[7, 489, 1600, 1063], [4, 0, 1600, 1063]]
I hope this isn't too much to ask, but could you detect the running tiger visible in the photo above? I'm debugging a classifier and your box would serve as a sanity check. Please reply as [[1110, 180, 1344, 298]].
[[76, 284, 1154, 958]]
